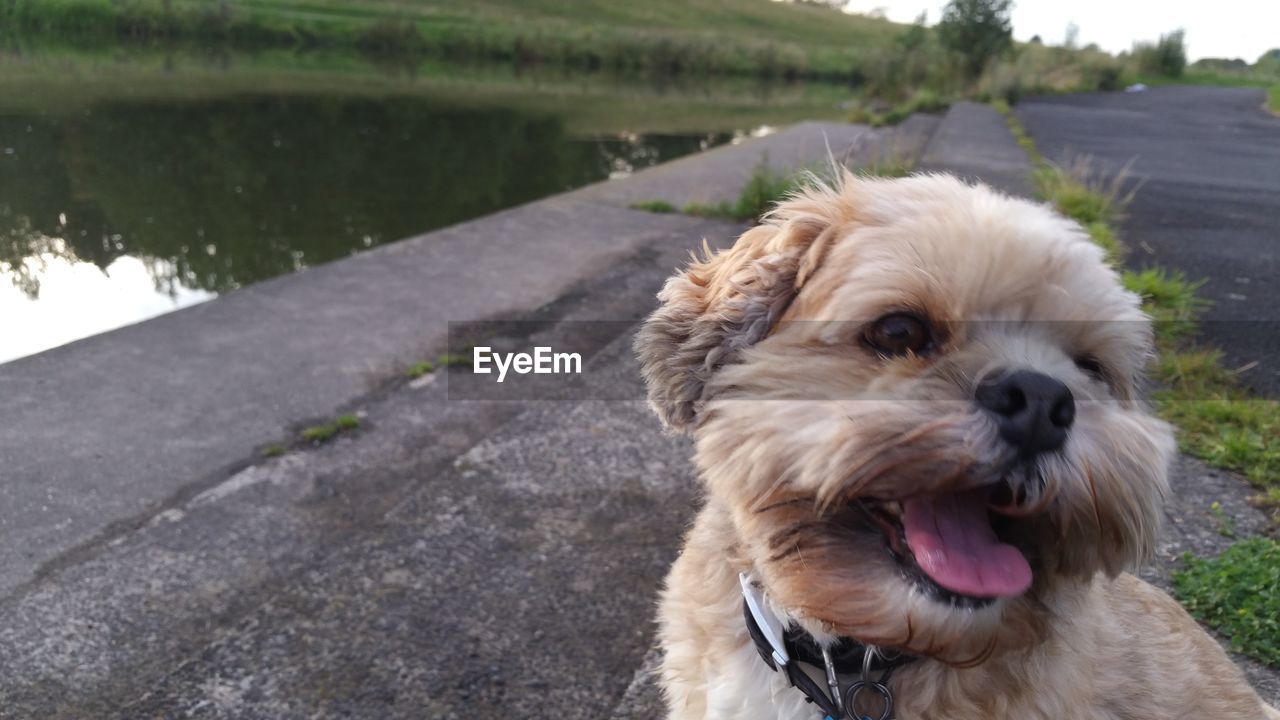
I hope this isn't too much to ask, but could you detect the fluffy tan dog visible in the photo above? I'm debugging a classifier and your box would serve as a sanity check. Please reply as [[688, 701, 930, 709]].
[[635, 173, 1279, 720]]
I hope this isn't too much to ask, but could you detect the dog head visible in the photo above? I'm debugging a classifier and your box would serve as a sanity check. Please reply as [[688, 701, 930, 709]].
[[636, 173, 1174, 664]]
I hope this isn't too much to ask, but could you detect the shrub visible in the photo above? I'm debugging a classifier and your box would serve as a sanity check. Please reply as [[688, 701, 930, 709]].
[[896, 11, 929, 53], [861, 25, 960, 104], [936, 0, 1013, 79], [1133, 29, 1187, 78], [1082, 56, 1126, 92], [977, 61, 1025, 105], [1257, 49, 1280, 76]]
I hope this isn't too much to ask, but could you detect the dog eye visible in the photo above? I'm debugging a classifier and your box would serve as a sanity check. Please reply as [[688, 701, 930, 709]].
[[865, 313, 932, 357], [1074, 356, 1107, 380]]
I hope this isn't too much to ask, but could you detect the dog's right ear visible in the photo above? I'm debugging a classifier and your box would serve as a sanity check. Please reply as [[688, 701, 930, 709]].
[[633, 180, 852, 431]]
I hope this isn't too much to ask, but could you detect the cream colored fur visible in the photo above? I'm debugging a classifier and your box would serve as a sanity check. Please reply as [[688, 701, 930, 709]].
[[635, 173, 1279, 720]]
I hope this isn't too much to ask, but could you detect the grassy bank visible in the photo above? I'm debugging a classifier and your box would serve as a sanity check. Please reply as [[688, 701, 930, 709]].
[[1, 0, 901, 80], [0, 45, 853, 134], [10, 0, 1236, 131], [2, 0, 1192, 103]]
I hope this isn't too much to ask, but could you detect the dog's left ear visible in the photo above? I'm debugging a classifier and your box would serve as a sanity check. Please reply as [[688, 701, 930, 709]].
[[634, 181, 851, 432]]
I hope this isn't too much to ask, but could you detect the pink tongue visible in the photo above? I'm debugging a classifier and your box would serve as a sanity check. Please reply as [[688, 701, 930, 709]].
[[902, 490, 1032, 599]]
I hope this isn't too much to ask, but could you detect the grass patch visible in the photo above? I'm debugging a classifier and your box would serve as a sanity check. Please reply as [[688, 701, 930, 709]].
[[409, 352, 472, 374], [1028, 157, 1134, 263], [681, 202, 744, 220], [301, 414, 360, 444], [1033, 166, 1119, 225], [860, 150, 918, 179], [1173, 538, 1280, 666], [1268, 84, 1280, 114], [848, 89, 952, 128], [682, 159, 801, 222], [1156, 393, 1280, 491], [995, 100, 1044, 167], [629, 200, 677, 214], [734, 160, 804, 220], [1120, 268, 1206, 342], [436, 353, 473, 368], [406, 360, 435, 378], [260, 444, 287, 458], [1122, 270, 1280, 497], [1137, 71, 1277, 90], [666, 153, 917, 224], [1083, 222, 1121, 265]]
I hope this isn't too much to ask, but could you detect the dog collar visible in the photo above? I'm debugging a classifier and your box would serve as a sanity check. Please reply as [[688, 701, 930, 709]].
[[740, 573, 914, 720]]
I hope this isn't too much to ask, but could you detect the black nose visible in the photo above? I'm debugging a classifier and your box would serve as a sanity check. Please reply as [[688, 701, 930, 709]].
[[975, 370, 1075, 457]]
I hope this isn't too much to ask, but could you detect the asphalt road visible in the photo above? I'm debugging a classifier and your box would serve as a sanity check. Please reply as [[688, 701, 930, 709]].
[[1016, 86, 1280, 396]]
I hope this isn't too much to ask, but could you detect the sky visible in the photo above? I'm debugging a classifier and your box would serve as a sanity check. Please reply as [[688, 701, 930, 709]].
[[841, 0, 1278, 62]]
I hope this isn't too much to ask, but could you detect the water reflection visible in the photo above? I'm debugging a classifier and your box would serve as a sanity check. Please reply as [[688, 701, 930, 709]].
[[0, 249, 212, 363], [0, 95, 731, 361]]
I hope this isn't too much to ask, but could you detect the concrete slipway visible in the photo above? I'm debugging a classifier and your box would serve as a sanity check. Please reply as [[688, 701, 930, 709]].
[[0, 100, 1274, 718]]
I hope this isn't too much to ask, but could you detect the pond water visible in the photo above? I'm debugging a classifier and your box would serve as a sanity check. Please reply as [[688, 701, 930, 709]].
[[0, 49, 850, 363]]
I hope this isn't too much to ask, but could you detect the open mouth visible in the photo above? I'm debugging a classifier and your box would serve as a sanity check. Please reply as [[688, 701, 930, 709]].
[[861, 480, 1035, 607]]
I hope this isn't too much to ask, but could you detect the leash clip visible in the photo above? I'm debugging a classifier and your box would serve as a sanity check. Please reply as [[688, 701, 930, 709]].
[[843, 646, 894, 720], [844, 680, 893, 720]]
